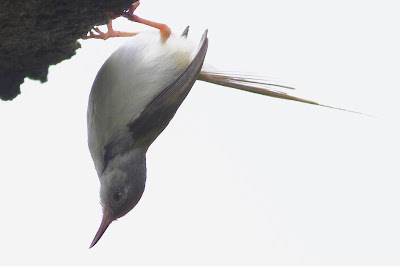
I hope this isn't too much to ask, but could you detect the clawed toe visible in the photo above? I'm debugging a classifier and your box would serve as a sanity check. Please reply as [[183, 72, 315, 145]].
[[82, 0, 170, 41]]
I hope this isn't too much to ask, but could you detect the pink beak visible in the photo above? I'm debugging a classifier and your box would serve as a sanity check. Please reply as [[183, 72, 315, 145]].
[[89, 205, 113, 248]]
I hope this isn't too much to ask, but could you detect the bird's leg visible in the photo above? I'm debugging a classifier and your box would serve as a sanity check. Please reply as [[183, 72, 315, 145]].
[[82, 20, 139, 40], [128, 1, 140, 14], [124, 14, 171, 42], [121, 1, 171, 42], [122, 0, 171, 42]]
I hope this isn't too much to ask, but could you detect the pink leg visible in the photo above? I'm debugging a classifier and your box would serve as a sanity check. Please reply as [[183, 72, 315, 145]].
[[124, 14, 171, 42], [128, 1, 140, 14]]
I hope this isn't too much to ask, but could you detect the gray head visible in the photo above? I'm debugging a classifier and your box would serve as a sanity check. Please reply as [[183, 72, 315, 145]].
[[90, 149, 147, 248]]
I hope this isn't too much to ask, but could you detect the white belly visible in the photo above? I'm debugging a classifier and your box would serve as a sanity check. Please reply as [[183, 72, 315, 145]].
[[88, 31, 195, 174]]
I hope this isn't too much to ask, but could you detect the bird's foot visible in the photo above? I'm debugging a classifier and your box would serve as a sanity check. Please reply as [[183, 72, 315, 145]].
[[82, 1, 171, 42], [82, 21, 139, 40]]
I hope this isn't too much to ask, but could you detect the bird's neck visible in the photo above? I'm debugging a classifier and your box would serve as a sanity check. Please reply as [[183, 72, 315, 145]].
[[101, 148, 147, 185]]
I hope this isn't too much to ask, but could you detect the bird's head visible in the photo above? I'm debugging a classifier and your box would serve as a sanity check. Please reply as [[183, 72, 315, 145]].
[[90, 150, 147, 248]]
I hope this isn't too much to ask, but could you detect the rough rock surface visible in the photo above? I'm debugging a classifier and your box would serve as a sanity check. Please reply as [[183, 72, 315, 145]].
[[0, 0, 134, 100]]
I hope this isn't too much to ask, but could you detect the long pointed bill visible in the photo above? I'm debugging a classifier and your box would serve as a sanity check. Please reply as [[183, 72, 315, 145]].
[[89, 205, 113, 248]]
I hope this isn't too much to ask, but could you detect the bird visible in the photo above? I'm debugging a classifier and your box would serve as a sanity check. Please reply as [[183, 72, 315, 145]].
[[86, 7, 364, 247], [87, 26, 209, 248]]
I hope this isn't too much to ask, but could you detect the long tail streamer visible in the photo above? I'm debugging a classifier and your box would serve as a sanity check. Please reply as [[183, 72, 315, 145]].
[[198, 70, 366, 115]]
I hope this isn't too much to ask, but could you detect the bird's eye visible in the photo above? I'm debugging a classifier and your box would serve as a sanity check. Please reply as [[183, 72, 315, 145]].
[[112, 191, 122, 203]]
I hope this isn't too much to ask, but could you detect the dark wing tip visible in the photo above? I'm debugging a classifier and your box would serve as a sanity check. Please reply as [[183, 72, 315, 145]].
[[181, 26, 190, 37], [201, 29, 208, 43], [195, 29, 208, 54]]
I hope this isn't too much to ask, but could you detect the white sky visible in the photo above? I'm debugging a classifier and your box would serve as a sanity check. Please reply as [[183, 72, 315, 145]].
[[1, 0, 400, 265]]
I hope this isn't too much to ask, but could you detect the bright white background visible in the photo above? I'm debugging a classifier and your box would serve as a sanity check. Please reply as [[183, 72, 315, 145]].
[[1, 0, 399, 265]]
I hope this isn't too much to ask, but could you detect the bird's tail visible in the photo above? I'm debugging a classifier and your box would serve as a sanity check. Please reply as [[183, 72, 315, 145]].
[[198, 70, 365, 115]]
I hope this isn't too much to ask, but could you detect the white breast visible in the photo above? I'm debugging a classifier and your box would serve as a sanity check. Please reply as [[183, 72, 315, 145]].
[[88, 31, 195, 175]]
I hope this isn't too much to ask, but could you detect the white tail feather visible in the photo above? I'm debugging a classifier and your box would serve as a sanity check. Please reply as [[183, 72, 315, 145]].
[[198, 70, 366, 115]]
